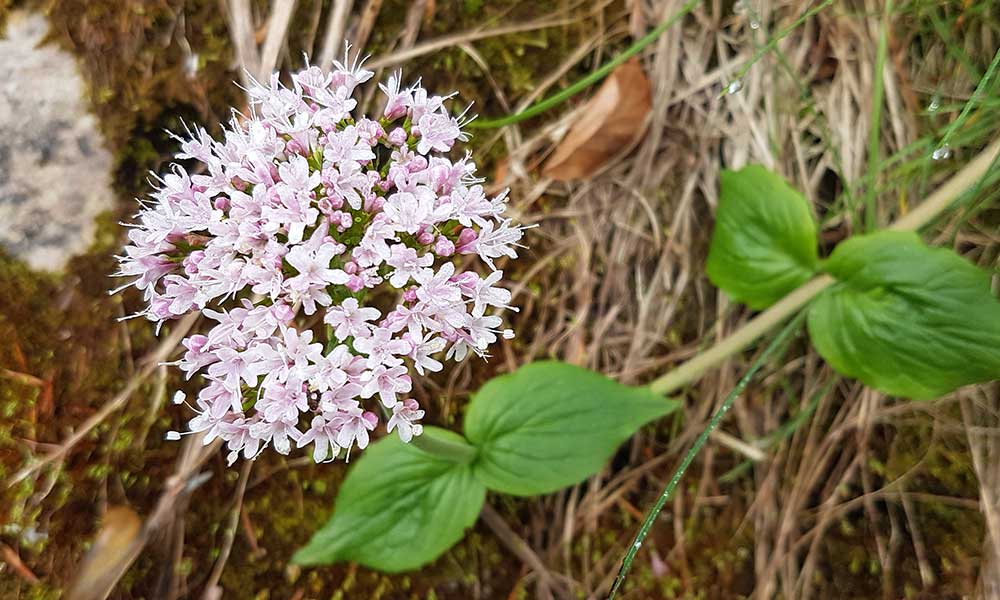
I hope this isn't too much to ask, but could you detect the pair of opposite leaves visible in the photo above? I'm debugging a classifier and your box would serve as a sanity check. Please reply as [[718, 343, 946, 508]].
[[294, 361, 680, 571], [707, 165, 1000, 400]]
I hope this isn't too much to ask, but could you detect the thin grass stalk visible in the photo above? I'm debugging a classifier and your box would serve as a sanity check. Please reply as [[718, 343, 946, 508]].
[[864, 0, 893, 231], [731, 0, 835, 83], [468, 0, 701, 129], [608, 312, 808, 599]]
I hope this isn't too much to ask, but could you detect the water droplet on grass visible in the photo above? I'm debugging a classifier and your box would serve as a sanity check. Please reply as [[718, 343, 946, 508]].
[[726, 80, 743, 95], [927, 95, 940, 113], [932, 144, 951, 161]]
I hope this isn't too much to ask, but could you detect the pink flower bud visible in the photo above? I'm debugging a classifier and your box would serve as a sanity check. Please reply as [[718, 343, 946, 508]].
[[434, 236, 455, 256], [339, 212, 353, 230], [453, 271, 478, 289], [186, 334, 209, 354], [365, 195, 384, 213], [183, 250, 205, 275], [407, 156, 428, 173], [150, 296, 172, 320], [416, 230, 435, 245], [271, 302, 295, 323], [388, 127, 407, 146], [455, 227, 478, 253], [346, 275, 365, 292]]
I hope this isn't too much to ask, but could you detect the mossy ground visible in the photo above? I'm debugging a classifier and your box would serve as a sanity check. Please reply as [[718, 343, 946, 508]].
[[0, 0, 995, 598]]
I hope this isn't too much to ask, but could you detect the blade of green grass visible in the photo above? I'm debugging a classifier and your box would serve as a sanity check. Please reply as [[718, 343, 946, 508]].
[[863, 0, 893, 232], [608, 312, 807, 599], [468, 0, 701, 129]]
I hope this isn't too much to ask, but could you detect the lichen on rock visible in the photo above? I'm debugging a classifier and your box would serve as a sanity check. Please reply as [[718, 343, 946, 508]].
[[0, 12, 113, 271]]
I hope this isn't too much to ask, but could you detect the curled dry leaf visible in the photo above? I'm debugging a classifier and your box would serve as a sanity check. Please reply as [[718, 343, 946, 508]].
[[543, 57, 652, 181], [66, 506, 143, 600]]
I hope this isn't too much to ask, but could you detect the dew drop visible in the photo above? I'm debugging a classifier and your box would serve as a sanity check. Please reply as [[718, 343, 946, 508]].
[[927, 95, 940, 113], [726, 80, 743, 95], [750, 19, 761, 30], [932, 144, 951, 161], [633, 541, 643, 550]]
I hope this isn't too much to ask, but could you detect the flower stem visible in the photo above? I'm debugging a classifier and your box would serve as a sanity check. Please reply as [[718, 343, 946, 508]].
[[649, 275, 834, 395], [410, 431, 478, 465]]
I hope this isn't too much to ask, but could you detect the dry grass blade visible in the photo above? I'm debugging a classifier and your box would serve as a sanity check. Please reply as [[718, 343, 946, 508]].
[[258, 0, 298, 79], [961, 389, 1000, 596], [318, 0, 354, 67], [365, 14, 581, 70], [224, 0, 259, 89], [350, 0, 384, 53]]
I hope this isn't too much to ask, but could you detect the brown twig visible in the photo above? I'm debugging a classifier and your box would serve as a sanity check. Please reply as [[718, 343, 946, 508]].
[[202, 459, 253, 598], [0, 542, 40, 584]]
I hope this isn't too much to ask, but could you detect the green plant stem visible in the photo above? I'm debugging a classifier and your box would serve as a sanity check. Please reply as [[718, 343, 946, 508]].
[[608, 312, 808, 599], [864, 0, 893, 231], [410, 432, 478, 464], [468, 0, 701, 129], [648, 136, 1000, 397], [649, 275, 833, 395]]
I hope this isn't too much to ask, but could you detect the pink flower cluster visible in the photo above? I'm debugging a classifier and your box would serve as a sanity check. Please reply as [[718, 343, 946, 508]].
[[115, 55, 526, 465]]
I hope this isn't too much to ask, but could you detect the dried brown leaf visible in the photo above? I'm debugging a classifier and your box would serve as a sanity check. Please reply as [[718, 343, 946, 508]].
[[543, 57, 652, 181], [66, 506, 143, 600]]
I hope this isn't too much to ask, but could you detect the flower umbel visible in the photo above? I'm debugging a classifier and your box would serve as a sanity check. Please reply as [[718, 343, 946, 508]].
[[115, 54, 525, 465]]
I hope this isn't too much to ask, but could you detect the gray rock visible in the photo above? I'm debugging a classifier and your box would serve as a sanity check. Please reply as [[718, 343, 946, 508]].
[[0, 12, 114, 271]]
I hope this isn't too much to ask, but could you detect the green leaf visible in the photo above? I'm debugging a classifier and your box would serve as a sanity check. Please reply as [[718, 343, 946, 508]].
[[292, 427, 485, 571], [808, 230, 1000, 400], [464, 361, 680, 496], [706, 165, 819, 309]]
